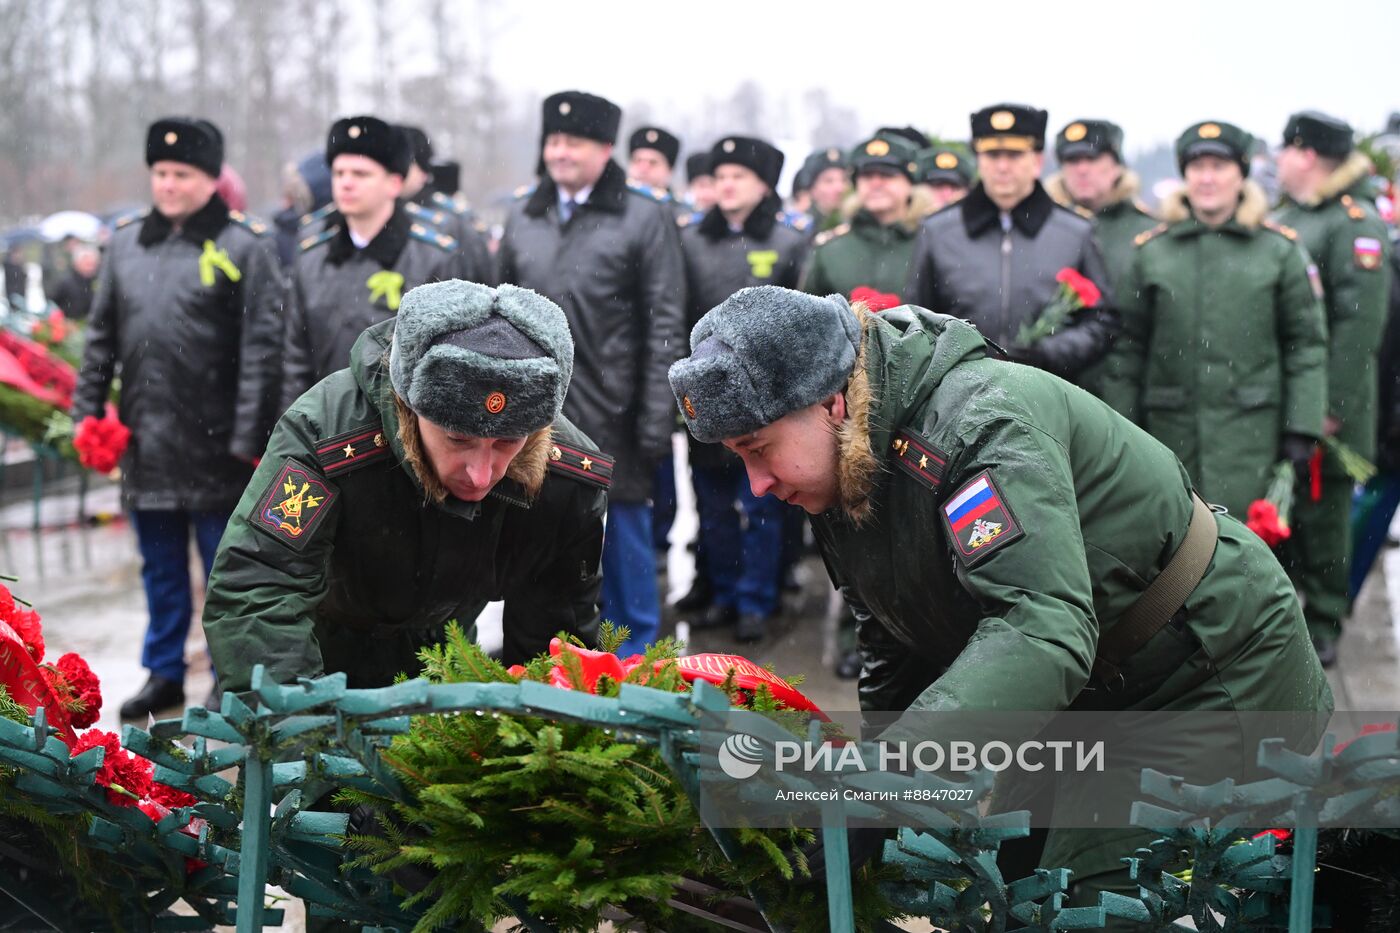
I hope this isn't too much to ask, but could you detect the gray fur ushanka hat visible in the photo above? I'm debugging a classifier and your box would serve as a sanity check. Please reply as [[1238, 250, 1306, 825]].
[[389, 280, 574, 438], [668, 286, 860, 444]]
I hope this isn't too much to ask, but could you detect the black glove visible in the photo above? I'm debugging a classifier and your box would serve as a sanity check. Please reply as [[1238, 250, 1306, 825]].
[[1280, 432, 1317, 487]]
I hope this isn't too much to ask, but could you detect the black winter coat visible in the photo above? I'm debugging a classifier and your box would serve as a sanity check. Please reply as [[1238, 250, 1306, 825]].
[[497, 161, 686, 503], [281, 204, 466, 411], [678, 195, 809, 469], [903, 182, 1117, 381], [73, 195, 285, 511]]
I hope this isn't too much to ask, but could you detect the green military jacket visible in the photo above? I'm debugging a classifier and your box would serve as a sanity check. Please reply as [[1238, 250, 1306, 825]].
[[1100, 182, 1329, 517], [814, 304, 1329, 719], [1273, 152, 1393, 460], [1045, 170, 1157, 292], [814, 304, 1331, 881], [799, 189, 935, 298], [203, 319, 610, 693]]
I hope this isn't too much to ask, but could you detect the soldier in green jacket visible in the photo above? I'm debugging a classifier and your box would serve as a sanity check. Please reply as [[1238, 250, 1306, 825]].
[[203, 280, 611, 693], [799, 131, 935, 300], [1102, 121, 1329, 519], [1273, 111, 1393, 665], [1044, 119, 1157, 291], [668, 285, 1330, 918]]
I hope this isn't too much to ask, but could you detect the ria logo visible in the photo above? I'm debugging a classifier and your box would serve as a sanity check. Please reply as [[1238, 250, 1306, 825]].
[[717, 733, 765, 780]]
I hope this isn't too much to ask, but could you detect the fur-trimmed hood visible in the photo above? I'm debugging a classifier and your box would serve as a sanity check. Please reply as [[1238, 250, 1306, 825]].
[[838, 184, 939, 233], [833, 306, 989, 524], [835, 310, 881, 523], [1043, 169, 1144, 214], [1160, 179, 1270, 229], [1293, 150, 1374, 208]]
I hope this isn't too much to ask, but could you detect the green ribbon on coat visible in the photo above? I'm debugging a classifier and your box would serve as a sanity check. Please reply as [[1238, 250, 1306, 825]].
[[367, 271, 405, 310], [199, 240, 242, 287]]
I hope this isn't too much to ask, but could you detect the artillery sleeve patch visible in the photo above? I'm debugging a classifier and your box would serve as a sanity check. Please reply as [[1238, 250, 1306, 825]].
[[941, 470, 1024, 567], [248, 458, 338, 551]]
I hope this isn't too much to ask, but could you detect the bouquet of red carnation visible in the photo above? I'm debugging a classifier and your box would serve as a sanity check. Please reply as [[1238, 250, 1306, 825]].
[[0, 580, 105, 732], [849, 286, 902, 313], [1016, 267, 1103, 346], [1247, 461, 1295, 547], [72, 404, 130, 474]]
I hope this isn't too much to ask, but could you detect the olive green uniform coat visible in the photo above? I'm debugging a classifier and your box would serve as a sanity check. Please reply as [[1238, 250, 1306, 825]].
[[1274, 153, 1393, 633], [1045, 170, 1158, 293], [1100, 181, 1329, 518], [799, 189, 936, 299], [812, 304, 1331, 892]]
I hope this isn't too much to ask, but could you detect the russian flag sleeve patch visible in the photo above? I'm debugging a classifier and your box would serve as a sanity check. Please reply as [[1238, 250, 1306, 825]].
[[941, 470, 1024, 566]]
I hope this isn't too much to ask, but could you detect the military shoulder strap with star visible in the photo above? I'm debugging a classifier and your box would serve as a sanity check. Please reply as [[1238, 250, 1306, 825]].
[[889, 429, 948, 491], [313, 423, 393, 478], [114, 209, 148, 230], [1133, 222, 1169, 247], [404, 200, 451, 230], [547, 440, 613, 490], [813, 223, 850, 248], [409, 222, 457, 252], [1260, 219, 1299, 242], [300, 226, 338, 253], [1340, 193, 1370, 222], [226, 209, 270, 237], [431, 190, 472, 216], [299, 203, 335, 230], [626, 180, 672, 204]]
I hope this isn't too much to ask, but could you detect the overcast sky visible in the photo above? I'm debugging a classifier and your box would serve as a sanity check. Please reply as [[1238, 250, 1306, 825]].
[[459, 0, 1398, 155]]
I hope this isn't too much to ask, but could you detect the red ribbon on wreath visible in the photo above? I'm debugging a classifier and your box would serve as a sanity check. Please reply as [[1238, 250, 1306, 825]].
[[510, 638, 827, 718]]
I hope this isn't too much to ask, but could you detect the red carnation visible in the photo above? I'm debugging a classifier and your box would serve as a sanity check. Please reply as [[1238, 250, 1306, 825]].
[[1246, 499, 1291, 547], [849, 286, 902, 313], [1054, 267, 1102, 308], [1246, 461, 1296, 548], [149, 782, 199, 810], [71, 729, 154, 805], [51, 653, 102, 728], [6, 604, 44, 663]]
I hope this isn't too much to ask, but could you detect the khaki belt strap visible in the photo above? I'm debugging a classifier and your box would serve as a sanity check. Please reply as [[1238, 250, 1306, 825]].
[[1092, 492, 1218, 687]]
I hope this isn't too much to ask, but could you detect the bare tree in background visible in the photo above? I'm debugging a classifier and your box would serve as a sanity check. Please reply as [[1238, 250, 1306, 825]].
[[0, 0, 851, 229]]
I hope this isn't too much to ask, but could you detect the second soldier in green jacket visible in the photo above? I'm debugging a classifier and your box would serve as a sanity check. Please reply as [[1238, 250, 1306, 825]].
[[668, 285, 1330, 920]]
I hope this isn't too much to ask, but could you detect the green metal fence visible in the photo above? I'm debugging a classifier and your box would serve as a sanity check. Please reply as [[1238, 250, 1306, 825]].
[[2, 665, 1398, 932]]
